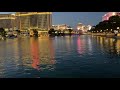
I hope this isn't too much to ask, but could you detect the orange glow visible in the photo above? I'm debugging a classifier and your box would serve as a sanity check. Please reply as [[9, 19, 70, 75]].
[[16, 12, 52, 16], [30, 38, 40, 70], [30, 37, 55, 71]]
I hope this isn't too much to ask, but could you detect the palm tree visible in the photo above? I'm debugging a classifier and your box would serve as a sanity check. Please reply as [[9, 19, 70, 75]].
[[48, 28, 55, 36], [68, 29, 73, 35], [33, 29, 38, 37]]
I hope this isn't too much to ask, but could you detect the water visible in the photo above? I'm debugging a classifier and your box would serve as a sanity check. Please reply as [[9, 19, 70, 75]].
[[0, 35, 120, 78]]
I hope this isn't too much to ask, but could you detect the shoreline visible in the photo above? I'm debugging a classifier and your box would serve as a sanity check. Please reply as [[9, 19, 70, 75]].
[[86, 32, 120, 39]]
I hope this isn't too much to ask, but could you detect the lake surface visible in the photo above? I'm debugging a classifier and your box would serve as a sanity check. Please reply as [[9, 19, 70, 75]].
[[0, 35, 120, 78]]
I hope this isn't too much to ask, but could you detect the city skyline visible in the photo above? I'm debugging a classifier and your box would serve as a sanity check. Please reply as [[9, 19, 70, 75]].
[[0, 12, 107, 28], [53, 12, 107, 28], [1, 12, 120, 78]]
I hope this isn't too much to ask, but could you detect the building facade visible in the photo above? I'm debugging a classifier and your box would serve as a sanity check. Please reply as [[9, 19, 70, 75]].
[[77, 23, 92, 33], [52, 24, 73, 31], [52, 24, 68, 31], [77, 23, 84, 30], [0, 12, 52, 34], [0, 14, 16, 31], [15, 12, 52, 32], [87, 25, 92, 31]]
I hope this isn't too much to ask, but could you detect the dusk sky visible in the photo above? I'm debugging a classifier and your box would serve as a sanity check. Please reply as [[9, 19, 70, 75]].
[[0, 12, 107, 28]]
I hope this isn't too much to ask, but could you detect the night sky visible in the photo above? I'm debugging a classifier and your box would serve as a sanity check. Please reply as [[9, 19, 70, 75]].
[[53, 12, 107, 28], [0, 12, 107, 28]]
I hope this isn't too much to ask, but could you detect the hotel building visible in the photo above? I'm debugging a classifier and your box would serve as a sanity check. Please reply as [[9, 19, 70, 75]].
[[77, 23, 84, 30], [0, 12, 52, 36], [15, 12, 52, 33], [77, 23, 92, 33], [52, 24, 69, 31], [0, 14, 16, 31]]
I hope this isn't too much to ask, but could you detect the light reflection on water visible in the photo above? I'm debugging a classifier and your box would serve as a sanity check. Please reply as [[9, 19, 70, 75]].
[[30, 37, 56, 71], [0, 35, 120, 78]]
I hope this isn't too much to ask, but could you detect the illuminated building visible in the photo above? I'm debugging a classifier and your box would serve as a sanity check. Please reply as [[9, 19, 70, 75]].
[[77, 23, 91, 33], [15, 12, 52, 34], [102, 12, 120, 21], [77, 23, 84, 30], [87, 25, 92, 30], [0, 12, 52, 36], [0, 14, 16, 31], [83, 26, 88, 32], [52, 24, 69, 30], [52, 24, 73, 34]]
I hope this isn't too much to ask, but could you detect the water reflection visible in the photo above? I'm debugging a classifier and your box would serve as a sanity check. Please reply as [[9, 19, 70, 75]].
[[116, 40, 120, 55], [96, 36, 120, 58], [65, 36, 73, 52], [30, 38, 40, 70], [87, 36, 92, 52], [0, 38, 27, 77], [48, 38, 55, 65], [1, 35, 120, 78], [30, 37, 55, 71], [77, 36, 85, 55]]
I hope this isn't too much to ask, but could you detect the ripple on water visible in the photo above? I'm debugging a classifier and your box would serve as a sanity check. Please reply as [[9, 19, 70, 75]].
[[1, 36, 120, 78]]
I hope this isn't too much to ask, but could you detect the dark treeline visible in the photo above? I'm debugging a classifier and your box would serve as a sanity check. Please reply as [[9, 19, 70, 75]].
[[89, 15, 120, 33]]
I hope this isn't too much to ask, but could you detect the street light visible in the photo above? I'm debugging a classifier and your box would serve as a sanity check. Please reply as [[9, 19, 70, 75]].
[[117, 27, 119, 29], [77, 28, 80, 30]]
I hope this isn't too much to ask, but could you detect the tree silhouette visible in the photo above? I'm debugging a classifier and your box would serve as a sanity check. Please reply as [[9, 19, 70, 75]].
[[48, 28, 55, 36], [33, 29, 38, 37], [0, 28, 6, 37], [68, 29, 73, 35], [91, 15, 120, 33]]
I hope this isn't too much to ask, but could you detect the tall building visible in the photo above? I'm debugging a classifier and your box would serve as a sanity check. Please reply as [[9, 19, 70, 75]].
[[0, 12, 52, 34], [15, 12, 52, 33], [102, 12, 120, 21], [0, 14, 16, 31]]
